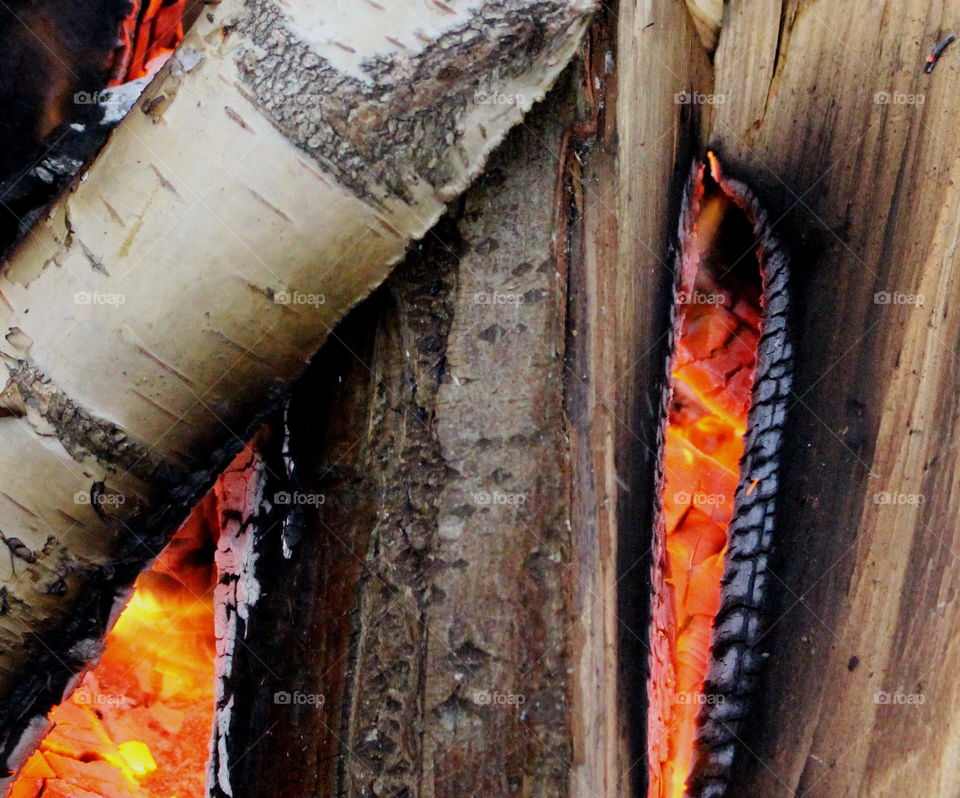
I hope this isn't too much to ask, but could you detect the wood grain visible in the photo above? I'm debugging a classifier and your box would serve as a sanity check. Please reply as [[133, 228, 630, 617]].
[[212, 81, 581, 797], [612, 3, 713, 795], [708, 2, 960, 795]]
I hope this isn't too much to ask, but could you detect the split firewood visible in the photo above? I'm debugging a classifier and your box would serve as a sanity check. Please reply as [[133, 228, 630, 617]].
[[0, 0, 594, 781], [5, 1, 957, 797]]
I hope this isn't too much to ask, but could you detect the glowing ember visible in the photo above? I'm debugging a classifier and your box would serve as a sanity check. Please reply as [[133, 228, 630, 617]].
[[111, 0, 187, 84], [9, 517, 216, 798], [649, 155, 762, 798]]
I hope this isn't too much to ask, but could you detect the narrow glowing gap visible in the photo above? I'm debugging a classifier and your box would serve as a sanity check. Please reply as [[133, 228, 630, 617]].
[[648, 154, 763, 798]]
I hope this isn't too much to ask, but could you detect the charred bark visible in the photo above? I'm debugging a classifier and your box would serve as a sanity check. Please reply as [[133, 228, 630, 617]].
[[686, 159, 794, 798]]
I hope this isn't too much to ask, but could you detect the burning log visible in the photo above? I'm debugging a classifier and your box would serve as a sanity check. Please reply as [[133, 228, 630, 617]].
[[0, 0, 594, 785], [3, 1, 956, 796], [582, 2, 960, 795], [0, 0, 192, 255], [8, 495, 218, 798], [636, 2, 960, 796]]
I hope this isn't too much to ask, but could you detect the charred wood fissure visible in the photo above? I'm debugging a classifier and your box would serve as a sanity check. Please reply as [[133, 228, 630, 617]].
[[210, 81, 576, 797], [647, 154, 793, 798], [689, 157, 793, 797], [206, 434, 278, 798]]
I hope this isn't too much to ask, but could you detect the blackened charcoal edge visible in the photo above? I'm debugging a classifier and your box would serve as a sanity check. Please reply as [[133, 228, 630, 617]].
[[685, 158, 794, 798]]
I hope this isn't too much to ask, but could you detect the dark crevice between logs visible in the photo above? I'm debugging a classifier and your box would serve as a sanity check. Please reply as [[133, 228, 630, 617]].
[[689, 154, 793, 798]]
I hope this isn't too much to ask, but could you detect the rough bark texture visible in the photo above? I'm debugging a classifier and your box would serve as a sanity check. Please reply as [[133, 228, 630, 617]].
[[209, 78, 578, 797], [10, 3, 958, 797], [0, 0, 594, 783]]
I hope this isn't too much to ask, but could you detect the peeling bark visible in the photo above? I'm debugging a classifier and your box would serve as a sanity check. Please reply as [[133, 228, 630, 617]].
[[684, 1, 723, 52]]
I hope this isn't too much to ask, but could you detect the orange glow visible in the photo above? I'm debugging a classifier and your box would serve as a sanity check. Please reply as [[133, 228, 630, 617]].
[[9, 520, 216, 798], [111, 0, 187, 85], [649, 167, 761, 798]]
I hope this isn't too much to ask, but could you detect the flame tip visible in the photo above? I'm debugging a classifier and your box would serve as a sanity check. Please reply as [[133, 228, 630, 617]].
[[706, 150, 722, 182]]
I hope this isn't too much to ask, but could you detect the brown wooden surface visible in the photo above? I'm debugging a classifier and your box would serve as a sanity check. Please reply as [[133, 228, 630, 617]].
[[612, 3, 714, 795], [199, 3, 960, 795], [706, 2, 960, 795], [219, 5, 725, 795], [15, 3, 958, 795], [214, 79, 583, 797]]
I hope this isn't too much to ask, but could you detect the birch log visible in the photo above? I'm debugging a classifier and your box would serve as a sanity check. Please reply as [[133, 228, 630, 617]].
[[0, 0, 594, 781]]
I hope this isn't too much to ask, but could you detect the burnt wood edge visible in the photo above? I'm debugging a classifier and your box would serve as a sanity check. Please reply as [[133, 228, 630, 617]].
[[687, 155, 794, 798], [205, 418, 290, 798], [628, 80, 706, 798]]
